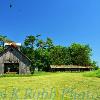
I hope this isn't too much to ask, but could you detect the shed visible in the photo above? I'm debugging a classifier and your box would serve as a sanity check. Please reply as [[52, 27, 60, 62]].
[[0, 45, 31, 74], [50, 65, 93, 72]]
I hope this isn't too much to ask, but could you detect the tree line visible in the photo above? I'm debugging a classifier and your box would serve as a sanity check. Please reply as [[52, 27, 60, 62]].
[[0, 34, 98, 72]]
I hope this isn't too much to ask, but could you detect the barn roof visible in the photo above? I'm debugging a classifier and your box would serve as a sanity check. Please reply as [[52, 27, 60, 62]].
[[50, 65, 92, 68], [0, 45, 31, 62]]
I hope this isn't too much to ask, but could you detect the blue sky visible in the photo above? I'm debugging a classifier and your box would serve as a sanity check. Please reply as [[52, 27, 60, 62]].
[[0, 0, 100, 65]]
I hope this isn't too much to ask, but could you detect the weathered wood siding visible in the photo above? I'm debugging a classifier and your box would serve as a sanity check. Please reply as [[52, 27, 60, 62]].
[[50, 65, 93, 72], [0, 47, 31, 74]]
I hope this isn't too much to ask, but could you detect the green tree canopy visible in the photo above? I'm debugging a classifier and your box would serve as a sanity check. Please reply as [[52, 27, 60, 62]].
[[21, 35, 94, 72], [69, 43, 92, 66]]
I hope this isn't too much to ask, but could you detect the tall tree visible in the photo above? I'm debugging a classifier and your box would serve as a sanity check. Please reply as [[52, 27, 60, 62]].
[[69, 43, 92, 66], [21, 35, 36, 73], [36, 39, 46, 49], [50, 46, 65, 65], [46, 38, 54, 49], [35, 37, 54, 71], [24, 35, 36, 49]]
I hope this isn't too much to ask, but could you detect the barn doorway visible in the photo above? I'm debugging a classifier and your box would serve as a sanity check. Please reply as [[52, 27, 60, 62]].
[[4, 63, 19, 74]]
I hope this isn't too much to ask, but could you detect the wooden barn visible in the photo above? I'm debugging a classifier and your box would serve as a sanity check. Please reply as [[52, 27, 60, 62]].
[[50, 65, 93, 72], [0, 44, 31, 74]]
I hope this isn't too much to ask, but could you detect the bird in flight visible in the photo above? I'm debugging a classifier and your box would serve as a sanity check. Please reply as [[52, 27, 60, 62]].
[[9, 4, 12, 8]]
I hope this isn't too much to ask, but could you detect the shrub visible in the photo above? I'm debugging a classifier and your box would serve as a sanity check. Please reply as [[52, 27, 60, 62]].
[[83, 69, 100, 78]]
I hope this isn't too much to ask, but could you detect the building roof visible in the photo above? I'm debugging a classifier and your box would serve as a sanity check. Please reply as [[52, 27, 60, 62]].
[[0, 45, 31, 62], [4, 43, 21, 47], [50, 65, 92, 68]]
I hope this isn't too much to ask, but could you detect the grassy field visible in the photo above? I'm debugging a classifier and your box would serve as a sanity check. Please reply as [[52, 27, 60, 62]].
[[0, 72, 100, 100]]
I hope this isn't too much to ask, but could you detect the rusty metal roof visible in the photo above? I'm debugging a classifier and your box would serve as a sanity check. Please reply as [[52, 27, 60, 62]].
[[50, 65, 92, 68]]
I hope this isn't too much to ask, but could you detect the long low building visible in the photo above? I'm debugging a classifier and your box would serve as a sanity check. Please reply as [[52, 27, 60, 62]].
[[50, 65, 93, 72]]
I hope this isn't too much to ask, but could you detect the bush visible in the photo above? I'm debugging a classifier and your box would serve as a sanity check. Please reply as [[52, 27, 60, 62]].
[[83, 69, 100, 78], [95, 69, 100, 78]]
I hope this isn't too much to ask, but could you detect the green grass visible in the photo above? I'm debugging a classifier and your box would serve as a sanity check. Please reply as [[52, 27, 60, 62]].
[[83, 69, 100, 78], [0, 71, 53, 77], [0, 72, 100, 100]]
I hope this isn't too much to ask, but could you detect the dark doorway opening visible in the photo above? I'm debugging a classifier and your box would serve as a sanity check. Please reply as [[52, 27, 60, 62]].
[[4, 63, 19, 74]]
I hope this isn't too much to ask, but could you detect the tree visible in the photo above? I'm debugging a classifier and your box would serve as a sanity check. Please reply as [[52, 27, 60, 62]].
[[0, 47, 3, 53], [36, 39, 46, 49], [91, 61, 99, 70], [46, 38, 54, 49], [24, 35, 36, 49], [0, 35, 13, 50], [0, 35, 7, 49], [50, 46, 65, 65], [22, 35, 93, 72], [69, 43, 92, 66], [21, 35, 36, 73], [34, 37, 54, 71]]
